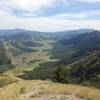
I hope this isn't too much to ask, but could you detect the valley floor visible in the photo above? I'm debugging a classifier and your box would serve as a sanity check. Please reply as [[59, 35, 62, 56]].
[[4, 39, 58, 76]]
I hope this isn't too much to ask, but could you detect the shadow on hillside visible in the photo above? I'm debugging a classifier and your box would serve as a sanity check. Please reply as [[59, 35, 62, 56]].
[[18, 61, 59, 81]]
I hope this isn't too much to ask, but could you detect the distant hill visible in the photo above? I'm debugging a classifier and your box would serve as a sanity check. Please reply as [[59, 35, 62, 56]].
[[60, 30, 100, 46], [59, 30, 100, 61], [2, 33, 32, 41], [0, 41, 11, 65], [51, 28, 95, 39], [0, 29, 35, 36], [0, 28, 94, 39], [0, 40, 12, 74]]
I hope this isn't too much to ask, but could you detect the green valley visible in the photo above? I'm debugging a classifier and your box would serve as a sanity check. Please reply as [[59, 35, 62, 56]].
[[0, 29, 100, 100]]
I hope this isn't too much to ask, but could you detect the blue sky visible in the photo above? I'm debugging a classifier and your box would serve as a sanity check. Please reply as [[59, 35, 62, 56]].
[[0, 0, 100, 31]]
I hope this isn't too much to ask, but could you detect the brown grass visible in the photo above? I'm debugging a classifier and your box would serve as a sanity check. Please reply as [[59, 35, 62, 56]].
[[0, 79, 100, 100]]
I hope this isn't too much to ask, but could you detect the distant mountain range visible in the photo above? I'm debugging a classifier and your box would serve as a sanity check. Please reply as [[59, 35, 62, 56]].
[[58, 30, 100, 61], [0, 28, 95, 39]]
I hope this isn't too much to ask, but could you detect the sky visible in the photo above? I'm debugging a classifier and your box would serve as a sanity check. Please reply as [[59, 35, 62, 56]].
[[0, 0, 100, 32]]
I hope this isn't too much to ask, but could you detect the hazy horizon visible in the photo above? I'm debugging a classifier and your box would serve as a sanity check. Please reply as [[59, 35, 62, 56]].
[[0, 28, 97, 33], [0, 0, 100, 31]]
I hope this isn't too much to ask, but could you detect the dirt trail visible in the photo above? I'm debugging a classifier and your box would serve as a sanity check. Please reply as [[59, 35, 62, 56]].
[[27, 39, 57, 62], [21, 93, 83, 100], [33, 93, 82, 100], [20, 85, 83, 100]]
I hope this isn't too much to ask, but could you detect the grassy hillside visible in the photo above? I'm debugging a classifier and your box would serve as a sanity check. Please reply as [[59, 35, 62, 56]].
[[4, 39, 58, 77], [56, 51, 100, 88], [0, 41, 11, 65], [0, 79, 100, 100], [59, 31, 100, 60], [0, 40, 13, 74], [51, 42, 76, 60], [18, 61, 58, 80], [0, 75, 19, 88]]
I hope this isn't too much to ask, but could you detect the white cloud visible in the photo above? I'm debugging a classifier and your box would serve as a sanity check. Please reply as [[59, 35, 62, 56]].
[[0, 0, 68, 14], [0, 9, 100, 32], [0, 0, 100, 16], [51, 9, 100, 20], [52, 13, 88, 19], [0, 0, 100, 31], [77, 0, 100, 3]]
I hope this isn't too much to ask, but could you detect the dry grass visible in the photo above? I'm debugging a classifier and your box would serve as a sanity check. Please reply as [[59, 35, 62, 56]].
[[0, 79, 100, 100]]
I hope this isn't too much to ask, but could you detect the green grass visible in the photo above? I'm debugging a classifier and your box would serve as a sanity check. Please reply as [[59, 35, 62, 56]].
[[51, 43, 77, 60], [56, 51, 100, 88], [5, 39, 58, 76], [4, 39, 78, 80], [0, 75, 17, 88], [18, 61, 58, 80]]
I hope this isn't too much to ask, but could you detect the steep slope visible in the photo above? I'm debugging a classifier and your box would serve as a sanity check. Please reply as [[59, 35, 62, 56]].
[[56, 51, 100, 88], [3, 33, 43, 64], [51, 29, 94, 39], [57, 30, 100, 61], [0, 40, 12, 74], [0, 41, 11, 65], [18, 61, 58, 80]]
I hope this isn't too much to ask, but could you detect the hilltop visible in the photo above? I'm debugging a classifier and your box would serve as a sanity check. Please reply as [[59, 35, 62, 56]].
[[0, 75, 100, 100]]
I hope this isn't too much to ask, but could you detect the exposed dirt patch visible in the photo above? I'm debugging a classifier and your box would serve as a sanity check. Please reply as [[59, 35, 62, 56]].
[[32, 93, 83, 100], [21, 88, 83, 100]]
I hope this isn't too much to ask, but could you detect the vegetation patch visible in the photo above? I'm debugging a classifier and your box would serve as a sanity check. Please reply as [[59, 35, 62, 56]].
[[0, 76, 17, 88], [56, 51, 100, 88]]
